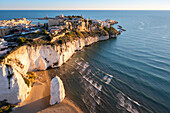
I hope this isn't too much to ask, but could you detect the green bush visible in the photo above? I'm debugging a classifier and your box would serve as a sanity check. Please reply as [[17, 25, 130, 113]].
[[23, 77, 30, 87], [26, 72, 37, 87], [17, 37, 26, 44], [0, 104, 16, 113]]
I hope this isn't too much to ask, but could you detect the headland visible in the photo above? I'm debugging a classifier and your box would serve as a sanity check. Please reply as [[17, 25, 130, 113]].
[[0, 14, 124, 112]]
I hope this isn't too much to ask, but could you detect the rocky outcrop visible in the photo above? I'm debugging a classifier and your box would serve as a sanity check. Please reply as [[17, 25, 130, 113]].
[[0, 36, 109, 104], [0, 64, 31, 104], [50, 76, 65, 105]]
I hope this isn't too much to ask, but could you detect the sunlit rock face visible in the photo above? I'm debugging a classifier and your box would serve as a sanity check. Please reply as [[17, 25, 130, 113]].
[[50, 76, 65, 105], [0, 36, 109, 104], [0, 64, 31, 104], [27, 45, 60, 71]]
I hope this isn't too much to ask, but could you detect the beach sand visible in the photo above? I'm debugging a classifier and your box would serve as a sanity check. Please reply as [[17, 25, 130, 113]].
[[38, 99, 83, 113], [12, 71, 82, 113]]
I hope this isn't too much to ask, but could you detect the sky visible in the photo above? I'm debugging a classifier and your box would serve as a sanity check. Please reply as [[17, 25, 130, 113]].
[[0, 0, 170, 10]]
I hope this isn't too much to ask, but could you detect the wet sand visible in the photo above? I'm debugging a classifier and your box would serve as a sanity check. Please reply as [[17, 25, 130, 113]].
[[12, 71, 82, 113]]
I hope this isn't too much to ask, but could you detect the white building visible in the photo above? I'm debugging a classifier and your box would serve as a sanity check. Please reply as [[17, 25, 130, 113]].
[[48, 19, 64, 26], [0, 38, 8, 55]]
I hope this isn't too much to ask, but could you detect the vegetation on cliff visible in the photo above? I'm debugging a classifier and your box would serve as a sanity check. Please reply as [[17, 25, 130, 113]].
[[0, 26, 119, 62], [0, 100, 16, 113], [21, 72, 37, 87], [57, 29, 110, 44], [24, 72, 37, 87]]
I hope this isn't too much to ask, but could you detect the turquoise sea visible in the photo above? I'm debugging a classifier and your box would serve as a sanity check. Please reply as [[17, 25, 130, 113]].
[[0, 10, 170, 113]]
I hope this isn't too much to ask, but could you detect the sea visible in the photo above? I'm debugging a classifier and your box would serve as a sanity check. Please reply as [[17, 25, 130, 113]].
[[0, 10, 170, 113]]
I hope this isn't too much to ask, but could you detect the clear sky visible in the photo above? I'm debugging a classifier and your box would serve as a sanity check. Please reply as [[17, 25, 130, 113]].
[[0, 0, 170, 10]]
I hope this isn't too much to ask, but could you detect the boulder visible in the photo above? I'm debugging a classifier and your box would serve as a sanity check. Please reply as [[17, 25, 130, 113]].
[[50, 76, 65, 105]]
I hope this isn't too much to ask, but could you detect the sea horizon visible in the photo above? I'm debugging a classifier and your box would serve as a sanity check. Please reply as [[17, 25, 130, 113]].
[[1, 9, 170, 11]]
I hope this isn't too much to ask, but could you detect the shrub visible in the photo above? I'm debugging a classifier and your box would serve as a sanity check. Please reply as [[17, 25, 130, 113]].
[[17, 37, 26, 44], [27, 72, 37, 80], [23, 72, 37, 87], [26, 72, 37, 87], [0, 103, 16, 113], [23, 77, 30, 87]]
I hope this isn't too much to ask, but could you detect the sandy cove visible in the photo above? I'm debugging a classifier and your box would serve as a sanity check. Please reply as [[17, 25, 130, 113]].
[[12, 71, 82, 113]]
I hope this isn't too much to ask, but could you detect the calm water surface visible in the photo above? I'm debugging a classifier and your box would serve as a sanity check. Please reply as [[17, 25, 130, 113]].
[[0, 10, 170, 113]]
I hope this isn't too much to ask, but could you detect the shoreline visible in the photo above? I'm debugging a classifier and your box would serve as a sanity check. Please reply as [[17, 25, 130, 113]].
[[12, 70, 82, 113], [0, 35, 117, 113], [0, 35, 111, 104]]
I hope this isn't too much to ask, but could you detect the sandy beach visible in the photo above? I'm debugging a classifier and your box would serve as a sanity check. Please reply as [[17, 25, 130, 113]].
[[12, 71, 82, 113]]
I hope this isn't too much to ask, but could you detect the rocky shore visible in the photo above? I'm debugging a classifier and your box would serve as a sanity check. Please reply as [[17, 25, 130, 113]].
[[0, 35, 111, 110]]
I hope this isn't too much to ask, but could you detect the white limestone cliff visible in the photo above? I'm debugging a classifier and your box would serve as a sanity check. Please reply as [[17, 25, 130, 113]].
[[0, 63, 31, 104], [50, 76, 65, 105], [0, 36, 109, 104]]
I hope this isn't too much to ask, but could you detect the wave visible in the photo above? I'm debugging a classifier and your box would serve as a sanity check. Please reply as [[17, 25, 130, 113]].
[[76, 57, 169, 110], [73, 57, 157, 112], [149, 58, 170, 69], [92, 56, 170, 94], [117, 93, 139, 113]]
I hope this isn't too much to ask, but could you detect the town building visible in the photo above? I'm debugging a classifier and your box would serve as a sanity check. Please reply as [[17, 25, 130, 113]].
[[0, 27, 9, 37]]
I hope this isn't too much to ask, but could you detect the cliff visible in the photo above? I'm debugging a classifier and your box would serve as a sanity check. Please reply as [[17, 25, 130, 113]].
[[0, 36, 109, 104]]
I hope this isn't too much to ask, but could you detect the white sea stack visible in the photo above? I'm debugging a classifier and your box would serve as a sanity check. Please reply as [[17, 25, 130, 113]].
[[50, 76, 65, 105]]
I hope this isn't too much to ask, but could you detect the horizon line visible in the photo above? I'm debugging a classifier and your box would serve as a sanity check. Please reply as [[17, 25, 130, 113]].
[[0, 9, 170, 11]]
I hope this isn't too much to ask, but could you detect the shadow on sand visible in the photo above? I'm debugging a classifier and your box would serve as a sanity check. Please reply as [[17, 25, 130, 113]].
[[12, 96, 50, 113]]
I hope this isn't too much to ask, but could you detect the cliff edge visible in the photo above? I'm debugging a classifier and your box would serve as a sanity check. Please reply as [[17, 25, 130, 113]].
[[0, 36, 109, 104]]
